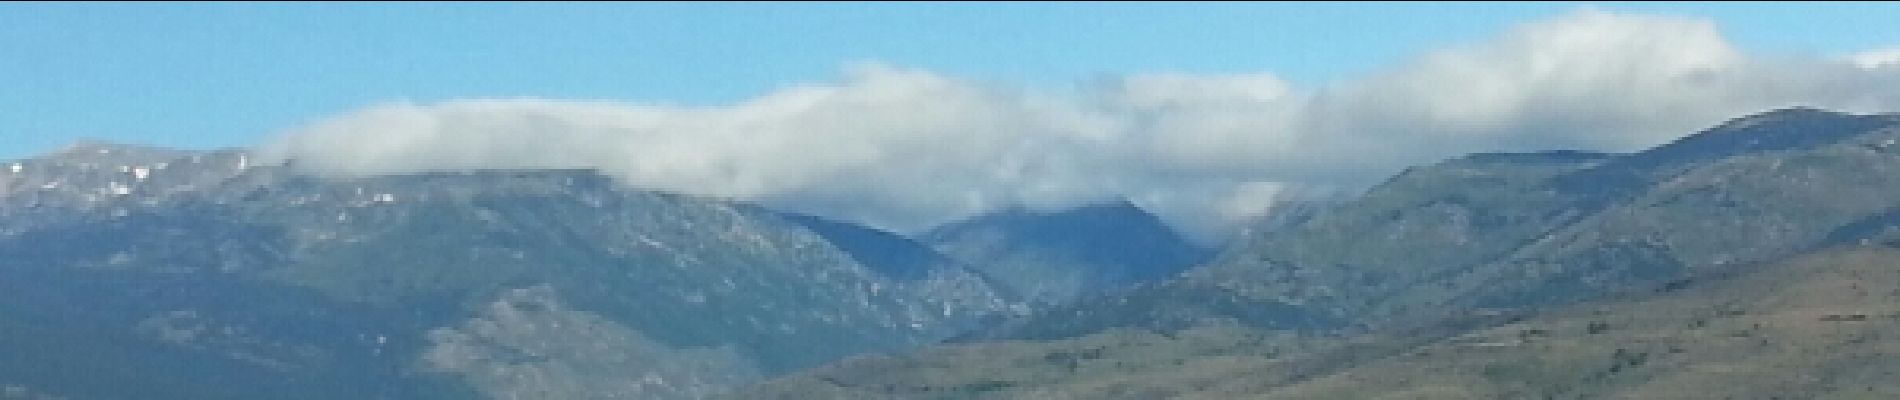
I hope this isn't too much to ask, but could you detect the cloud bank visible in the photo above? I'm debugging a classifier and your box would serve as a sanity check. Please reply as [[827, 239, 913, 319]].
[[257, 9, 1900, 244]]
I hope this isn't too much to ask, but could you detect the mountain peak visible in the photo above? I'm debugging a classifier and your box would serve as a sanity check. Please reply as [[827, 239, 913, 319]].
[[922, 199, 1211, 305], [966, 200, 1164, 230], [929, 200, 1186, 247], [1699, 106, 1882, 138], [1454, 150, 1620, 165], [34, 139, 200, 165], [53, 139, 179, 154], [1717, 106, 1847, 128], [1031, 199, 1150, 220], [1580, 107, 1898, 179]]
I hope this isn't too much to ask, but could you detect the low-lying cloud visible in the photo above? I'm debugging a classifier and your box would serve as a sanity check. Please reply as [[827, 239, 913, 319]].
[[257, 9, 1900, 244]]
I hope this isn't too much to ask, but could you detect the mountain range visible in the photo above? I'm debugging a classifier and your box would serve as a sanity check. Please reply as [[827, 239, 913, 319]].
[[0, 141, 1213, 399], [734, 107, 1900, 399], [0, 143, 1024, 399], [6, 107, 1900, 399]]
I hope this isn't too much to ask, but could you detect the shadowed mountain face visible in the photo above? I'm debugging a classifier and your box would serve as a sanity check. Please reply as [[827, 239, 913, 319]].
[[0, 144, 1017, 399], [734, 108, 1900, 398], [775, 212, 970, 283], [920, 201, 1212, 306]]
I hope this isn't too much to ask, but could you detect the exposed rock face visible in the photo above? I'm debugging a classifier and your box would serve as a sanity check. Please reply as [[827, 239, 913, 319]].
[[422, 285, 761, 400]]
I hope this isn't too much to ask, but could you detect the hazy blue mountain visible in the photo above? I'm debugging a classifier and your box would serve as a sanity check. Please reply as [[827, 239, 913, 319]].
[[920, 201, 1211, 306], [0, 144, 1017, 399]]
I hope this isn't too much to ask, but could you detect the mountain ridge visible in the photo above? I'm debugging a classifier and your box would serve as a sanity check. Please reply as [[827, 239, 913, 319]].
[[0, 147, 1020, 399]]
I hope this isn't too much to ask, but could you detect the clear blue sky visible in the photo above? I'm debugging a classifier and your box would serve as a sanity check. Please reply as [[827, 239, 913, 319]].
[[3, 1, 1897, 159]]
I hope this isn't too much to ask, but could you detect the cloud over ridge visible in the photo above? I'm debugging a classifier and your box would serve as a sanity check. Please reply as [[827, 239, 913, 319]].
[[258, 9, 1900, 243]]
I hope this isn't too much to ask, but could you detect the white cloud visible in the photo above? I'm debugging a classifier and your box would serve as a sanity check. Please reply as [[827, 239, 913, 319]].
[[1851, 48, 1900, 69], [258, 9, 1900, 243]]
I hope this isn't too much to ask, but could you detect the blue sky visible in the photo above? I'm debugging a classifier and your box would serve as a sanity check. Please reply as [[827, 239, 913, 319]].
[[2, 1, 1898, 160]]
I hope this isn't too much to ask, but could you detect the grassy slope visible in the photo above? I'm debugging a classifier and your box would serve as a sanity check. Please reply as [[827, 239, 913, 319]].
[[1232, 244, 1900, 400]]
